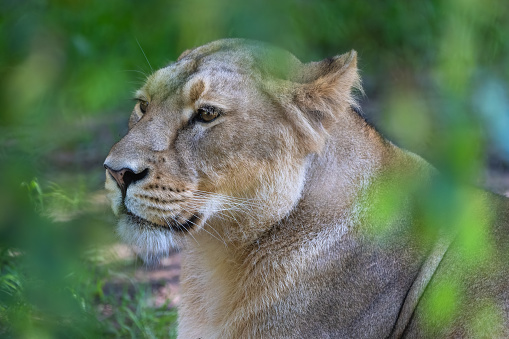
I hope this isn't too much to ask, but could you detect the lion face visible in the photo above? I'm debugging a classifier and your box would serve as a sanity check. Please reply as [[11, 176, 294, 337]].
[[104, 39, 359, 261]]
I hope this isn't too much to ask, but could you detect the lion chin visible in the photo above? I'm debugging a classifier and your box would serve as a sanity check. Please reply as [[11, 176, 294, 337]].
[[116, 214, 176, 264], [116, 211, 206, 263]]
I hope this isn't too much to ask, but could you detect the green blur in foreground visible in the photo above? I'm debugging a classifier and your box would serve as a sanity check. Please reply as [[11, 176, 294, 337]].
[[1, 0, 509, 337]]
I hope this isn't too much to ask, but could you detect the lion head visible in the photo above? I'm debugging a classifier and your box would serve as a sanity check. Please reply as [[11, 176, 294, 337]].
[[104, 39, 360, 262]]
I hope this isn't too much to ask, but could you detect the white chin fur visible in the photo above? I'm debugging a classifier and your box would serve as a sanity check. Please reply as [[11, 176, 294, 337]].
[[116, 214, 177, 264]]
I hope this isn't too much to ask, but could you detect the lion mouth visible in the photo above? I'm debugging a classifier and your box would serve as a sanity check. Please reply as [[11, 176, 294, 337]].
[[125, 210, 201, 233]]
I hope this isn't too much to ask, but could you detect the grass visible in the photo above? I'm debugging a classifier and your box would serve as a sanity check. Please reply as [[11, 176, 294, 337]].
[[0, 178, 179, 339], [93, 256, 179, 339]]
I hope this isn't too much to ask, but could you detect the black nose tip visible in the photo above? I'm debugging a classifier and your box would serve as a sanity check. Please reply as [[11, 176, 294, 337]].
[[104, 165, 149, 196]]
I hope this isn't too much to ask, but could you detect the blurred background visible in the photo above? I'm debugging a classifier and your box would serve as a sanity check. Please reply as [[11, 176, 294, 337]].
[[1, 0, 509, 337]]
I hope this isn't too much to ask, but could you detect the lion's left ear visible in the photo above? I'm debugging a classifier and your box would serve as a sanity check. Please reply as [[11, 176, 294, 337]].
[[280, 51, 361, 153], [294, 50, 361, 119], [264, 50, 361, 153]]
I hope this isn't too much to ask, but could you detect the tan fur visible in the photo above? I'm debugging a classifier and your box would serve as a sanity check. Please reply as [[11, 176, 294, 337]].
[[104, 39, 509, 338]]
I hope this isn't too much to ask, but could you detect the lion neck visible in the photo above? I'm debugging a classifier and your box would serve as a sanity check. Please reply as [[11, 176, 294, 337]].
[[300, 112, 389, 219], [177, 109, 408, 337], [182, 108, 398, 269]]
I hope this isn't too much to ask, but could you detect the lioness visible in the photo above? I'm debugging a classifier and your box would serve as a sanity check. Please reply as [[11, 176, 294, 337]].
[[104, 39, 509, 338]]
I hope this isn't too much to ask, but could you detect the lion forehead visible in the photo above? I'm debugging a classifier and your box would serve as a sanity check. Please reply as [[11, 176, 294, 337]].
[[144, 61, 256, 110], [142, 39, 303, 105]]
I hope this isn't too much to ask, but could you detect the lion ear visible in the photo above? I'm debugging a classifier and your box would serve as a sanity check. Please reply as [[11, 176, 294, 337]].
[[294, 50, 361, 117], [272, 51, 361, 153]]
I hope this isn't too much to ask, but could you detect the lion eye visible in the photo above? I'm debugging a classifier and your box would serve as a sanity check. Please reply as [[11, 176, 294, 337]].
[[139, 100, 149, 114], [197, 106, 220, 123]]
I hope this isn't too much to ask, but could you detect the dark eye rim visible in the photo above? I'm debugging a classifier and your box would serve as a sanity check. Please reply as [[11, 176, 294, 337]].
[[139, 100, 149, 114], [196, 105, 221, 123]]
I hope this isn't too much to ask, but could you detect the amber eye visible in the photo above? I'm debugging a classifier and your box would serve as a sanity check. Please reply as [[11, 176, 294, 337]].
[[196, 106, 220, 123], [139, 100, 149, 114]]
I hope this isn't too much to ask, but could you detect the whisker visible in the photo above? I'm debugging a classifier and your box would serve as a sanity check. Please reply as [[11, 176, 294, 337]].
[[121, 69, 150, 77], [136, 38, 153, 73], [178, 205, 228, 247], [191, 190, 264, 211], [164, 214, 199, 245]]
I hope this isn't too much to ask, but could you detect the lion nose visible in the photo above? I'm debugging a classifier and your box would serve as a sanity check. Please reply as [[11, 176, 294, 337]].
[[104, 165, 149, 196]]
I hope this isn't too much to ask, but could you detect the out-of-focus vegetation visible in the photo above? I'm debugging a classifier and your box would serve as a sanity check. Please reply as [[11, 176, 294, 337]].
[[1, 0, 509, 337]]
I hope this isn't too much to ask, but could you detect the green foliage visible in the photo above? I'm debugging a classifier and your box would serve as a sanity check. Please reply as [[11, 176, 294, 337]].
[[421, 278, 462, 331], [1, 0, 509, 337]]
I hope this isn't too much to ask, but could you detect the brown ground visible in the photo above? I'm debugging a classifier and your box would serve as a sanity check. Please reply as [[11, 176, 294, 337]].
[[101, 244, 182, 309]]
